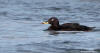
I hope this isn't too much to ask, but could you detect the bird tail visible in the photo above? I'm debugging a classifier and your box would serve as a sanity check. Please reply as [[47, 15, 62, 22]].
[[89, 27, 96, 30], [90, 27, 96, 29]]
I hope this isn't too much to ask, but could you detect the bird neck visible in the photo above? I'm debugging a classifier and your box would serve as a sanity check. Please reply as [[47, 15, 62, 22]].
[[50, 24, 60, 30], [51, 23, 60, 27]]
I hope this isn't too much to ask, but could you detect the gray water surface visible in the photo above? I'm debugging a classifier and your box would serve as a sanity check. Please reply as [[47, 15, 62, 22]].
[[0, 0, 100, 53]]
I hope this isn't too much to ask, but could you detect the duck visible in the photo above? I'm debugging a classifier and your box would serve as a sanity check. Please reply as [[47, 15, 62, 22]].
[[42, 17, 95, 31]]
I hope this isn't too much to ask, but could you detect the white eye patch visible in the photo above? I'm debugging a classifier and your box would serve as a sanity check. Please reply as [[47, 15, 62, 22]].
[[51, 19, 54, 21]]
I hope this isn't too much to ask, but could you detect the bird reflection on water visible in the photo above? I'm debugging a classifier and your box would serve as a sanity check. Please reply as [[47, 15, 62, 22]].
[[44, 30, 84, 35]]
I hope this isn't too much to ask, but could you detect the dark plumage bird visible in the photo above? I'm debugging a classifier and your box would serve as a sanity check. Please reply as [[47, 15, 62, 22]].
[[42, 17, 95, 31]]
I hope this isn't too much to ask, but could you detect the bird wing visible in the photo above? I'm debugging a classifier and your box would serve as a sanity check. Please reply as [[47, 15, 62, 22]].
[[61, 23, 80, 28], [60, 23, 95, 31]]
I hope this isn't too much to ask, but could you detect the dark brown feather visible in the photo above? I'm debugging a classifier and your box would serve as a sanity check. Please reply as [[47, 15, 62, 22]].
[[46, 17, 94, 31]]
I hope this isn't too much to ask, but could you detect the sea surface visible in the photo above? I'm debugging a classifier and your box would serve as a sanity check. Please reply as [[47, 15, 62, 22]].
[[0, 0, 100, 53]]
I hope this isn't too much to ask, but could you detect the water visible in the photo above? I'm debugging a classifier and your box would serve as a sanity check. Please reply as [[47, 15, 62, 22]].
[[0, 0, 100, 53]]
